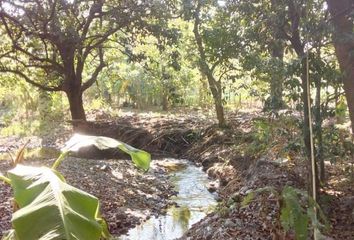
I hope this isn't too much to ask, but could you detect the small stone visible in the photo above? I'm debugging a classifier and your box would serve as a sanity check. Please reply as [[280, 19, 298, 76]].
[[227, 197, 235, 206], [234, 219, 242, 226], [245, 189, 253, 195], [100, 165, 110, 171], [286, 181, 294, 186], [215, 195, 222, 202], [239, 186, 248, 194], [207, 181, 219, 193], [224, 219, 236, 228]]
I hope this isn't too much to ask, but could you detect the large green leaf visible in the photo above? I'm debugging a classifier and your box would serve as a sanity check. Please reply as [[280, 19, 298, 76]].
[[61, 134, 151, 171], [6, 165, 108, 240], [281, 186, 309, 240]]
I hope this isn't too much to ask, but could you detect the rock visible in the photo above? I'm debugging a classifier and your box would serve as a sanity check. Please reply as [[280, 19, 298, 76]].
[[100, 164, 111, 171], [245, 189, 253, 195], [224, 219, 236, 228], [239, 186, 249, 195], [285, 181, 294, 185], [215, 195, 222, 202], [231, 192, 242, 202], [207, 181, 219, 193]]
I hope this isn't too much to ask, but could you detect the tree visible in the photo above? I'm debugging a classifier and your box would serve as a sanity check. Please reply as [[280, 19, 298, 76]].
[[327, 0, 354, 135], [232, 0, 330, 187], [277, 0, 329, 190], [187, 0, 241, 127], [99, 18, 196, 110], [235, 0, 287, 111], [136, 20, 182, 111], [0, 0, 158, 126]]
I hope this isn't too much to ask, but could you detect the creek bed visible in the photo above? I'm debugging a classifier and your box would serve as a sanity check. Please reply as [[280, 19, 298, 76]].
[[118, 159, 217, 240]]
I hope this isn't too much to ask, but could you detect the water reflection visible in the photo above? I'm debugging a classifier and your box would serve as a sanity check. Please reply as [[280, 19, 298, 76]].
[[119, 160, 217, 240], [171, 206, 191, 231]]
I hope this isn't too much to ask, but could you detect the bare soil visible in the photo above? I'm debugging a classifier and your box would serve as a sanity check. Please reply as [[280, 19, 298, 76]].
[[1, 109, 354, 239]]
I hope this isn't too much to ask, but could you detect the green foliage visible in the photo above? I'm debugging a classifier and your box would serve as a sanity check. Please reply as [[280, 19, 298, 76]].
[[0, 135, 151, 240], [335, 96, 347, 124], [0, 81, 67, 137], [280, 187, 309, 240], [241, 192, 255, 207], [60, 134, 151, 171], [243, 118, 275, 155], [0, 121, 39, 137], [242, 186, 328, 239], [321, 125, 353, 163], [0, 172, 11, 184], [3, 165, 109, 240], [253, 118, 272, 143], [284, 138, 303, 153], [281, 187, 329, 240]]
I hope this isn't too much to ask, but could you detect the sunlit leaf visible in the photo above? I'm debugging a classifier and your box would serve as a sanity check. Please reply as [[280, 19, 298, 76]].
[[13, 140, 30, 166], [62, 134, 151, 171], [0, 172, 11, 184], [7, 165, 109, 240], [1, 230, 16, 240]]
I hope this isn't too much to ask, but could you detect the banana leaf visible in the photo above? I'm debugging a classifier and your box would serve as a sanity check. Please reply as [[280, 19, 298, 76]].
[[6, 164, 109, 240], [0, 171, 11, 184], [61, 134, 151, 171]]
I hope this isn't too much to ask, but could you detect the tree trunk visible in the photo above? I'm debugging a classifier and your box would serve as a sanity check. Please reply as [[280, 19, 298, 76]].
[[206, 73, 226, 127], [38, 90, 52, 134], [301, 57, 320, 198], [315, 75, 324, 182], [162, 92, 169, 111], [66, 90, 86, 123], [214, 94, 225, 127], [199, 73, 208, 108], [300, 57, 312, 161], [343, 81, 354, 134], [271, 45, 284, 106], [193, 0, 226, 127], [267, 24, 285, 111], [286, 0, 318, 196], [327, 0, 354, 135]]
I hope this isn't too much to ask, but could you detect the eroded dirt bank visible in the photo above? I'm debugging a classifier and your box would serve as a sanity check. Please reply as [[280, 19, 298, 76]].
[[1, 110, 354, 239]]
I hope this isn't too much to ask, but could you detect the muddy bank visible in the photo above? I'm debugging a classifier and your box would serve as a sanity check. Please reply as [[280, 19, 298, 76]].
[[180, 160, 305, 240], [178, 113, 354, 239]]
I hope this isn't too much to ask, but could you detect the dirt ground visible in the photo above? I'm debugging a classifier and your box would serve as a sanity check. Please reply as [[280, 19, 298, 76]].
[[1, 109, 354, 239]]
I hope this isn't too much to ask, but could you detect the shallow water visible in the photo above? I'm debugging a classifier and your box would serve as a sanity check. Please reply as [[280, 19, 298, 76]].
[[118, 159, 217, 240]]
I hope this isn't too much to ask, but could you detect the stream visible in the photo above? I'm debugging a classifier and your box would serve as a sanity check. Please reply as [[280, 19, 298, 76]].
[[0, 147, 217, 240], [118, 159, 217, 240]]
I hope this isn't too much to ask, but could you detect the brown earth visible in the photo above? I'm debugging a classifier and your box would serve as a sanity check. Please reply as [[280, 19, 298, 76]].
[[1, 109, 354, 239]]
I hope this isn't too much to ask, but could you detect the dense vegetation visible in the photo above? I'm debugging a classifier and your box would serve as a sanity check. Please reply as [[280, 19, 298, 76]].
[[1, 0, 354, 239]]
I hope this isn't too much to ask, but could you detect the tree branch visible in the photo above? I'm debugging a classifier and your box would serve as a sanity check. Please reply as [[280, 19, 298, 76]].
[[0, 68, 62, 91], [82, 25, 121, 61], [81, 46, 106, 92]]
